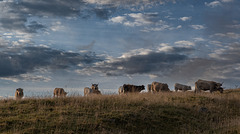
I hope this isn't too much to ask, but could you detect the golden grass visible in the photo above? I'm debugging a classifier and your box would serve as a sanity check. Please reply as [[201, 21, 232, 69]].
[[0, 89, 240, 133]]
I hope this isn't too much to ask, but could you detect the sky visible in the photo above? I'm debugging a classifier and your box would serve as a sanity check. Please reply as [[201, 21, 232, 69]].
[[0, 0, 240, 97]]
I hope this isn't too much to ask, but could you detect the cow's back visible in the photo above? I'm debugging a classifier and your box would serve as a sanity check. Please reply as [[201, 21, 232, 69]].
[[152, 82, 170, 92], [54, 88, 67, 97]]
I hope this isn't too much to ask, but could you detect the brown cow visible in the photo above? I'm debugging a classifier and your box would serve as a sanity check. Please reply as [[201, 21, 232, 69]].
[[121, 84, 145, 94], [174, 83, 191, 92], [195, 79, 223, 93], [15, 88, 24, 99], [150, 82, 170, 92], [53, 88, 67, 97], [84, 84, 101, 96]]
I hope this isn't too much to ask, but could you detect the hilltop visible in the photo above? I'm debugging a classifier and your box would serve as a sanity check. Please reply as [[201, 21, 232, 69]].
[[0, 89, 240, 134]]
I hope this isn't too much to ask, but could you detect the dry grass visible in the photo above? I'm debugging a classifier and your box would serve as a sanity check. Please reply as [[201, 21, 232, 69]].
[[0, 89, 240, 134]]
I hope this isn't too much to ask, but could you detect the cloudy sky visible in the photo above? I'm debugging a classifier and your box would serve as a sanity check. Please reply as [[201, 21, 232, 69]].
[[0, 0, 240, 97]]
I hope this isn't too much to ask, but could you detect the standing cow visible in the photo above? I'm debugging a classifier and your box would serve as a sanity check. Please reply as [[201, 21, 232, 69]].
[[195, 79, 223, 93], [84, 84, 101, 96], [150, 82, 170, 92], [120, 84, 145, 94], [15, 88, 24, 100], [53, 88, 67, 97], [174, 83, 191, 92]]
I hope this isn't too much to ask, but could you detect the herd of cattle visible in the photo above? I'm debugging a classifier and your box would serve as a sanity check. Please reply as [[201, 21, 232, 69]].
[[14, 79, 224, 99]]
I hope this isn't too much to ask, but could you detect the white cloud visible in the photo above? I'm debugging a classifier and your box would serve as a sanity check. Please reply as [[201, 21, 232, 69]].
[[209, 40, 223, 46], [179, 16, 192, 21], [120, 48, 152, 58], [157, 43, 174, 52], [174, 40, 195, 47], [176, 25, 182, 29], [193, 37, 205, 42], [205, 1, 222, 7], [109, 16, 126, 24], [109, 12, 165, 27], [140, 24, 170, 32], [221, 0, 233, 2], [50, 21, 65, 32], [190, 25, 206, 30], [109, 12, 173, 32], [227, 24, 240, 29], [213, 32, 240, 39], [149, 74, 158, 79]]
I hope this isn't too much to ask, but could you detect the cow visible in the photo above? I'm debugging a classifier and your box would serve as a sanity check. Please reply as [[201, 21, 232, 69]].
[[15, 88, 24, 99], [174, 83, 192, 92], [195, 79, 223, 93], [150, 82, 170, 92], [53, 88, 67, 97], [118, 86, 124, 95], [120, 84, 145, 94], [84, 84, 101, 96]]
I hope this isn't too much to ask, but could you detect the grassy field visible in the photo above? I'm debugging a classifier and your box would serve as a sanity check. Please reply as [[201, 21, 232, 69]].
[[0, 89, 240, 134]]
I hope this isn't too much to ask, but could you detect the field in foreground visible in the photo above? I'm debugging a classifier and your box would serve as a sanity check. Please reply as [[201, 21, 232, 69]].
[[0, 89, 240, 134]]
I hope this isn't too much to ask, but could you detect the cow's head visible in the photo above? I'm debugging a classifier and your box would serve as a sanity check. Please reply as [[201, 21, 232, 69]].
[[215, 83, 223, 93], [91, 84, 99, 90]]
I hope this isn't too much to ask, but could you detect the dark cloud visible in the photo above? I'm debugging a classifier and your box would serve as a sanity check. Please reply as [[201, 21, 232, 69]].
[[0, 15, 28, 32], [0, 0, 117, 33], [0, 46, 103, 77], [92, 7, 116, 19], [14, 0, 83, 17], [26, 21, 47, 33], [87, 46, 192, 76]]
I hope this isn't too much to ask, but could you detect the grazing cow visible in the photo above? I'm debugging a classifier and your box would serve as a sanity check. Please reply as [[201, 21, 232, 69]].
[[118, 86, 124, 95], [15, 88, 24, 99], [195, 79, 223, 93], [174, 83, 191, 92], [53, 88, 67, 97], [150, 82, 170, 92], [121, 84, 145, 94], [84, 84, 101, 96]]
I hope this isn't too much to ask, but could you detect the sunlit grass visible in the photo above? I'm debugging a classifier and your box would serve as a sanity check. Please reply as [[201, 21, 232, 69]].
[[0, 89, 240, 133]]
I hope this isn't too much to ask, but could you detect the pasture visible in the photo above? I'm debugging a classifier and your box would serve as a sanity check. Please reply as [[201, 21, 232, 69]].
[[0, 89, 240, 134]]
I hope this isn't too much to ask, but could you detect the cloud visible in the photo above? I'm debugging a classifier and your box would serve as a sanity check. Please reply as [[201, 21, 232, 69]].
[[174, 40, 195, 47], [221, 0, 234, 2], [227, 24, 240, 29], [0, 46, 104, 77], [0, 0, 116, 33], [110, 13, 162, 27], [205, 1, 222, 8], [0, 74, 51, 82], [212, 32, 240, 39], [109, 16, 126, 23], [109, 12, 174, 32], [76, 45, 194, 76], [179, 16, 191, 21], [190, 25, 206, 30], [83, 0, 176, 7]]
